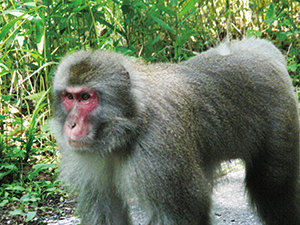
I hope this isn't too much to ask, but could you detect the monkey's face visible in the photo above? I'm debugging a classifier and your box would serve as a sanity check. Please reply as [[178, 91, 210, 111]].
[[52, 50, 139, 155], [60, 86, 99, 148]]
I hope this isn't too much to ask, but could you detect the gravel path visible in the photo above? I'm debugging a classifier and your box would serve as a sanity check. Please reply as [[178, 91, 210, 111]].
[[212, 169, 262, 224]]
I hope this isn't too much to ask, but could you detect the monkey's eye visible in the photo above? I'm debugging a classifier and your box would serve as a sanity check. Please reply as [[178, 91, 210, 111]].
[[81, 92, 91, 101], [65, 92, 74, 100]]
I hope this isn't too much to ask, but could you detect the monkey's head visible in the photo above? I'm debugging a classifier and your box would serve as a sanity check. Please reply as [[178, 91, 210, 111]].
[[52, 50, 141, 155]]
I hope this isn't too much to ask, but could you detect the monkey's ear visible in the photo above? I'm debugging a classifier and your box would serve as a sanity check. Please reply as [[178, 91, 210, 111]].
[[119, 65, 130, 85], [124, 71, 130, 84]]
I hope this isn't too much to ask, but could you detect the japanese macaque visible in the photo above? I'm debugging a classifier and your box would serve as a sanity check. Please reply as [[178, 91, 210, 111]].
[[51, 38, 300, 225]]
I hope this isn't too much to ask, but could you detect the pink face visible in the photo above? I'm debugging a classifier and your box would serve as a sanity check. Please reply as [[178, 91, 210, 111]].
[[61, 87, 99, 147]]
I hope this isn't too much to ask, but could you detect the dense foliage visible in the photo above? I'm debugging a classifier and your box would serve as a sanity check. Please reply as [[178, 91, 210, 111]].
[[0, 0, 299, 223]]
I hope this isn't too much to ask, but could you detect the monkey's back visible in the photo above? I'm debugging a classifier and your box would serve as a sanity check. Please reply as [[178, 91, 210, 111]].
[[138, 38, 298, 165]]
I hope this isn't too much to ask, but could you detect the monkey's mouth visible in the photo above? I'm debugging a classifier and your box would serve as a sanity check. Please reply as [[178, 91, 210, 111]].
[[68, 140, 87, 147]]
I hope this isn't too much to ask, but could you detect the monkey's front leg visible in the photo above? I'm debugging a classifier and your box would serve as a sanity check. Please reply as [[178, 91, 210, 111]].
[[78, 186, 130, 225]]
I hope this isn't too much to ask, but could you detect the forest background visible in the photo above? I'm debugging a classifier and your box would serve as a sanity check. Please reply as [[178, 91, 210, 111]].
[[0, 0, 299, 223]]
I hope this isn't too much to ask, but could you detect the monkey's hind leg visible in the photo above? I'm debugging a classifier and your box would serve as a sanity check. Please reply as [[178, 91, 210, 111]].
[[245, 133, 300, 225]]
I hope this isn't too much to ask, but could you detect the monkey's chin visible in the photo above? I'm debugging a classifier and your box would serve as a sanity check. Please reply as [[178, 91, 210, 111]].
[[68, 140, 87, 148]]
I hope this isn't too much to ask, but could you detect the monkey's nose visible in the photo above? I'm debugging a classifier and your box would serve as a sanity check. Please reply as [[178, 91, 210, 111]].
[[66, 120, 76, 128]]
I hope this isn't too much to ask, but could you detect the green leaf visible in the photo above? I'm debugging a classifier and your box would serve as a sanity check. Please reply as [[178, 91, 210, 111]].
[[32, 163, 55, 171], [29, 163, 55, 180], [24, 2, 36, 7], [9, 209, 23, 215], [0, 199, 9, 207], [276, 31, 288, 41], [265, 3, 276, 25], [150, 15, 175, 34], [25, 90, 47, 102], [20, 193, 38, 203], [179, 0, 196, 18], [176, 29, 195, 47], [156, 5, 176, 17], [27, 89, 50, 132], [2, 8, 44, 43], [25, 211, 37, 222], [41, 120, 51, 132], [152, 34, 161, 45], [0, 163, 18, 171], [0, 11, 25, 41], [0, 171, 12, 179], [288, 63, 298, 72], [30, 17, 44, 44], [6, 185, 26, 192]]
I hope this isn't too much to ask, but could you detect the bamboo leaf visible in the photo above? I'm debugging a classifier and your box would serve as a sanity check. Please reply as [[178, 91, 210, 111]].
[[0, 12, 25, 41], [265, 3, 276, 25], [150, 15, 175, 34], [179, 0, 196, 18]]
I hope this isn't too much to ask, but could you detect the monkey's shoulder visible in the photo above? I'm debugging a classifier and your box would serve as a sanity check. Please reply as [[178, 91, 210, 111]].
[[135, 63, 194, 92]]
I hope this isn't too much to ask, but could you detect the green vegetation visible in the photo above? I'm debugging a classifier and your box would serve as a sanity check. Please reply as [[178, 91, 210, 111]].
[[1, 0, 299, 223]]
